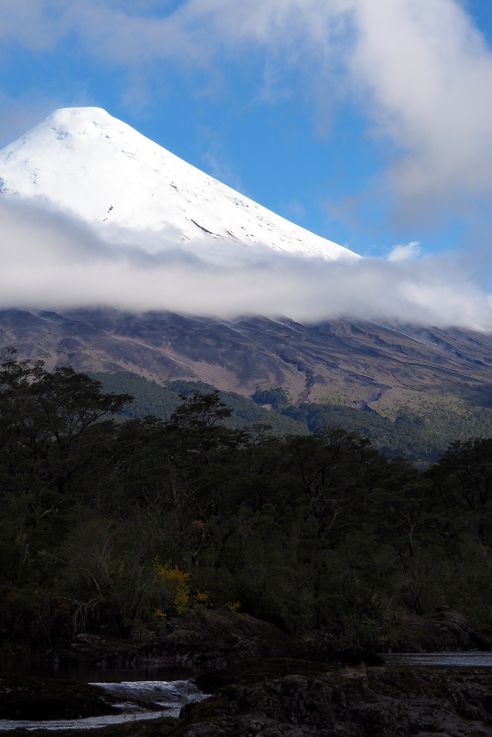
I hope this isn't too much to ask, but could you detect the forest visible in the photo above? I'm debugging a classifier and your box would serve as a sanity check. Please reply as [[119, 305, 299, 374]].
[[1, 350, 492, 654]]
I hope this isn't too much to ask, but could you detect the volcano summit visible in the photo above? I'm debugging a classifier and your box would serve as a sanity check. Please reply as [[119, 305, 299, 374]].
[[0, 107, 357, 262]]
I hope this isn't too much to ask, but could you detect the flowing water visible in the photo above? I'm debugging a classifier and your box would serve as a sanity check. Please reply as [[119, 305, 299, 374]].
[[381, 652, 492, 667], [4, 653, 492, 731], [0, 665, 207, 732]]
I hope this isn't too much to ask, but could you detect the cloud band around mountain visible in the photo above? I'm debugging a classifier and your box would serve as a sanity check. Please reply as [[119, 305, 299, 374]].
[[1, 197, 490, 330]]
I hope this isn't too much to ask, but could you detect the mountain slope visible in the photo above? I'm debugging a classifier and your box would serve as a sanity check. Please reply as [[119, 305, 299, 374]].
[[3, 308, 492, 412], [4, 307, 492, 462], [0, 107, 357, 261]]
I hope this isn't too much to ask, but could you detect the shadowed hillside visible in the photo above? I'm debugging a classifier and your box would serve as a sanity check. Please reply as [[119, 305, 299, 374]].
[[2, 309, 492, 411]]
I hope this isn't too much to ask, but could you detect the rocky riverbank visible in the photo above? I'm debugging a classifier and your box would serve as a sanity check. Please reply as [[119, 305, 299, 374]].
[[68, 608, 295, 671], [6, 665, 492, 737], [376, 608, 492, 653], [173, 665, 492, 737], [64, 606, 492, 674], [64, 608, 384, 672], [3, 607, 492, 736]]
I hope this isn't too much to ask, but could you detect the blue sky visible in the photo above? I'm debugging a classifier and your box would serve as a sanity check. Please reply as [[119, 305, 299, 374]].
[[1, 0, 492, 258]]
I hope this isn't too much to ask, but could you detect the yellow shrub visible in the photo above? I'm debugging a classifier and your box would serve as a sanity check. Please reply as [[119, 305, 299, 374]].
[[154, 561, 190, 614]]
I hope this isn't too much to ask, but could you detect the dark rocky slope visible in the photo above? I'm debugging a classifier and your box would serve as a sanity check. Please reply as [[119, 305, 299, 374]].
[[5, 609, 492, 736], [173, 667, 492, 737], [3, 308, 492, 410]]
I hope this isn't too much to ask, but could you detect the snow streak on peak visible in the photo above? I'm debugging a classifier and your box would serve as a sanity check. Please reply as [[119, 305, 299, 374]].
[[0, 106, 357, 261]]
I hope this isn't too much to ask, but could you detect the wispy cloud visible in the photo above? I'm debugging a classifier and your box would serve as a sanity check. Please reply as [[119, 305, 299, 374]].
[[388, 242, 421, 262], [0, 197, 490, 330], [0, 92, 67, 148]]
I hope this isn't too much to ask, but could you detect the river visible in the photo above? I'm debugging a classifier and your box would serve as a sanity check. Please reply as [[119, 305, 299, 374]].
[[382, 651, 492, 667], [0, 664, 207, 731], [3, 654, 492, 731]]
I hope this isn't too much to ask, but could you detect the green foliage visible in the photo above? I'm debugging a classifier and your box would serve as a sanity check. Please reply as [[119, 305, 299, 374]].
[[91, 371, 308, 436], [92, 372, 492, 463], [284, 402, 492, 464], [251, 386, 290, 410], [3, 354, 492, 650]]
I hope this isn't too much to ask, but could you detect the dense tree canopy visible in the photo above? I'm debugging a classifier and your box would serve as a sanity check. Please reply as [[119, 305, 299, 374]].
[[1, 353, 492, 650]]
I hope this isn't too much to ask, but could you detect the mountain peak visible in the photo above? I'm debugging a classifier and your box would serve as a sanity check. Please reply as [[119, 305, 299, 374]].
[[50, 105, 112, 118], [0, 106, 358, 261], [32, 106, 137, 149], [46, 106, 115, 127]]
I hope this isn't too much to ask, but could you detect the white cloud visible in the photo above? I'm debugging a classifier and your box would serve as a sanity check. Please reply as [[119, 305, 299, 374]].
[[3, 0, 492, 224], [349, 0, 492, 218], [0, 0, 67, 50], [0, 197, 490, 330], [388, 241, 421, 262]]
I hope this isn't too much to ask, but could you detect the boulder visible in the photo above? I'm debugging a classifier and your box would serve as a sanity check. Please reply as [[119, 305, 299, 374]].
[[380, 608, 492, 653], [172, 668, 492, 737]]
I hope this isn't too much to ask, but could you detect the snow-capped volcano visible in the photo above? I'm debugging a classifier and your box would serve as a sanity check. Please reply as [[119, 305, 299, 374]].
[[0, 107, 357, 261]]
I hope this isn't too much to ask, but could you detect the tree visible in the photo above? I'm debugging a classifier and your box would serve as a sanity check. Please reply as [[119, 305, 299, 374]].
[[0, 351, 131, 584]]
